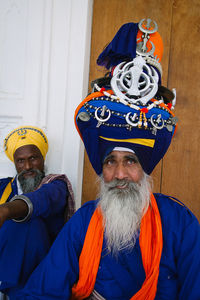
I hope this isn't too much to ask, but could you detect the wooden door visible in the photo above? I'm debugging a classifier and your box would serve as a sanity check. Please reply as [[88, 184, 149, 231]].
[[81, 0, 200, 221]]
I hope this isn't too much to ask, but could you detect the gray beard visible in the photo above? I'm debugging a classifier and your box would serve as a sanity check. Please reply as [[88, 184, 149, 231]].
[[98, 173, 152, 255], [17, 169, 45, 193]]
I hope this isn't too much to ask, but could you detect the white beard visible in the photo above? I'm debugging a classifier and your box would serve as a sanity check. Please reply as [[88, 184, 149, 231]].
[[98, 173, 152, 255]]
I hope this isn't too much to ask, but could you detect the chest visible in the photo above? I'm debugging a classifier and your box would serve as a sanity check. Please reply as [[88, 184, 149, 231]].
[[94, 241, 178, 300]]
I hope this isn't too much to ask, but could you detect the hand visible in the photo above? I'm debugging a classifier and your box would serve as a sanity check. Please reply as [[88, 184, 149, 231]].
[[0, 200, 29, 228], [0, 204, 10, 227]]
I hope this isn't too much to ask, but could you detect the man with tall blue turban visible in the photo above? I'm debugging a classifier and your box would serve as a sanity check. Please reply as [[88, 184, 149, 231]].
[[20, 19, 200, 299], [0, 125, 75, 299]]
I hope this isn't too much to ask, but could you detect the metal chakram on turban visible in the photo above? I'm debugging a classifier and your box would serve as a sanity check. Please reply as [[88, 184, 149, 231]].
[[75, 19, 178, 175], [4, 126, 49, 162]]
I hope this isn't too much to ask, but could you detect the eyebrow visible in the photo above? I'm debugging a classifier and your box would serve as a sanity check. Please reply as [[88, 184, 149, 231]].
[[124, 154, 138, 159], [124, 154, 139, 161], [103, 153, 139, 162]]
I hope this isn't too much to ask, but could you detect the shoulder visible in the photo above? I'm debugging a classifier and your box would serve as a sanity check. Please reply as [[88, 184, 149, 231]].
[[0, 177, 15, 197], [58, 200, 98, 246], [38, 174, 70, 193], [0, 177, 13, 189], [66, 200, 98, 231], [37, 175, 68, 191], [75, 200, 98, 220], [80, 199, 98, 210], [41, 174, 70, 185], [155, 193, 194, 214], [154, 194, 200, 271], [0, 177, 13, 184], [154, 193, 199, 229]]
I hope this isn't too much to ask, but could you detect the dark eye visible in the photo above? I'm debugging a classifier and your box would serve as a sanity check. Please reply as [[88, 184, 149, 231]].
[[104, 159, 113, 165], [17, 159, 24, 164], [126, 156, 138, 165], [103, 156, 115, 166]]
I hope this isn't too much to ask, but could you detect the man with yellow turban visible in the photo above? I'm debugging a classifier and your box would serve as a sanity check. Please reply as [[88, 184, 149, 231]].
[[0, 126, 75, 299]]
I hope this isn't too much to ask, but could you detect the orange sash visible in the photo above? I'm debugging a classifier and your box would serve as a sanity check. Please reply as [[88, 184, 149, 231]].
[[71, 194, 163, 300]]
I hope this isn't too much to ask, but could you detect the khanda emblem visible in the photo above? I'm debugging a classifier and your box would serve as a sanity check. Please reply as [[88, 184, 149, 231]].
[[150, 114, 164, 129], [136, 18, 158, 58], [17, 128, 27, 136], [95, 105, 111, 127], [111, 56, 159, 105]]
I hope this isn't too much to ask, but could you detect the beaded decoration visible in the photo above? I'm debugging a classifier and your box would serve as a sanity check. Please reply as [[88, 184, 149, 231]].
[[78, 96, 178, 136], [75, 18, 178, 175], [88, 18, 177, 133]]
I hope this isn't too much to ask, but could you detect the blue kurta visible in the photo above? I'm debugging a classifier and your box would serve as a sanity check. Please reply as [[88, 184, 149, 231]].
[[20, 194, 200, 300], [0, 176, 68, 299]]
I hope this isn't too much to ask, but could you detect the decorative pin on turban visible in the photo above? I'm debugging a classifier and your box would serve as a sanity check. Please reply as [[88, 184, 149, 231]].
[[4, 126, 49, 162], [75, 19, 178, 175]]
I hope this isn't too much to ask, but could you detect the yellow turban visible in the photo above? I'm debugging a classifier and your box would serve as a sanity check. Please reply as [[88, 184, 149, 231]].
[[4, 126, 49, 162]]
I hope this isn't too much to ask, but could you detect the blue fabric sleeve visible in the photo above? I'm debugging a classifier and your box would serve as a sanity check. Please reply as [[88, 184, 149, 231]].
[[24, 180, 68, 219], [19, 201, 96, 299], [0, 218, 51, 299], [155, 194, 200, 299], [176, 216, 200, 299]]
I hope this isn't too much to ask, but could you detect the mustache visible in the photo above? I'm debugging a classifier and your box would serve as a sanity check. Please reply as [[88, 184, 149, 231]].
[[18, 169, 42, 177], [105, 179, 140, 191], [17, 169, 45, 193]]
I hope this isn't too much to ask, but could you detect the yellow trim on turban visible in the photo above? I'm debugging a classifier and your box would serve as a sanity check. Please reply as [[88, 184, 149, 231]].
[[99, 136, 155, 148], [4, 126, 49, 162]]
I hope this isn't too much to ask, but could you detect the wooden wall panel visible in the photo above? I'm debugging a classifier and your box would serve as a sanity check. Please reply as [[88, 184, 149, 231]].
[[82, 0, 173, 204], [162, 0, 200, 219]]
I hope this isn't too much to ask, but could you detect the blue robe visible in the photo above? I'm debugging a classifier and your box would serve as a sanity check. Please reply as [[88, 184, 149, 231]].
[[0, 176, 68, 299], [20, 194, 200, 300]]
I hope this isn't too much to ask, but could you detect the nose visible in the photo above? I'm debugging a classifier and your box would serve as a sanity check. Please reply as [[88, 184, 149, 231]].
[[114, 163, 128, 180], [24, 160, 32, 170]]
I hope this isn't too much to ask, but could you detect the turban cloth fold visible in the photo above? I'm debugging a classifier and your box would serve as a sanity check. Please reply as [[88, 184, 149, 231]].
[[75, 93, 177, 175], [4, 126, 48, 162], [75, 19, 177, 175], [97, 22, 163, 67]]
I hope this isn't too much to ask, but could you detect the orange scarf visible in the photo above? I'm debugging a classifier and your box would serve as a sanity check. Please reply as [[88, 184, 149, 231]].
[[71, 194, 163, 300]]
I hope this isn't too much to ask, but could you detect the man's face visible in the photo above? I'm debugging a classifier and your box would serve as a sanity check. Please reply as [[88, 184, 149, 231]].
[[100, 150, 150, 254], [14, 144, 44, 177], [14, 144, 45, 193], [102, 150, 144, 186]]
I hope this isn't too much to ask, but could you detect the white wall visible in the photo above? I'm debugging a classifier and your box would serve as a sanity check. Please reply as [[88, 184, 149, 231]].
[[0, 0, 93, 209]]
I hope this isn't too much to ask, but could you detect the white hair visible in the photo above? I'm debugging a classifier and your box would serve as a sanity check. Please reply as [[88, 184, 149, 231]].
[[98, 173, 152, 255]]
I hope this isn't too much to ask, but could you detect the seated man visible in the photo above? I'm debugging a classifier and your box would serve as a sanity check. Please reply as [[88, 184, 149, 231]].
[[20, 20, 200, 299], [0, 126, 75, 299]]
